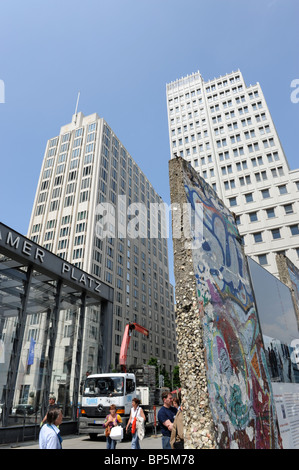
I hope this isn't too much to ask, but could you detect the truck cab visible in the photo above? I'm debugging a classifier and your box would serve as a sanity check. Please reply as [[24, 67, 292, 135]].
[[79, 373, 136, 439]]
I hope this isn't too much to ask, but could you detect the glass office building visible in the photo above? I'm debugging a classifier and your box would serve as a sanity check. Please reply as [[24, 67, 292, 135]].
[[0, 222, 113, 428]]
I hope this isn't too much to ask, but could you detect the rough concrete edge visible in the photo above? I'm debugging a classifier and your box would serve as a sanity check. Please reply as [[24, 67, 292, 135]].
[[169, 157, 216, 449]]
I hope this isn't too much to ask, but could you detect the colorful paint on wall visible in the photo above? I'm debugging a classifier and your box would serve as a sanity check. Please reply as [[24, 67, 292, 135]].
[[182, 162, 281, 449], [286, 258, 299, 311]]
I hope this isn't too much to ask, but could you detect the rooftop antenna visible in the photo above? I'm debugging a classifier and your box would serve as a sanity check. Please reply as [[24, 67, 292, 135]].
[[73, 91, 80, 124]]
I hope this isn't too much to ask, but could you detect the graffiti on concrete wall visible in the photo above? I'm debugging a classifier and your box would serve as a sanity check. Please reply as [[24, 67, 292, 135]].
[[182, 163, 281, 449], [286, 258, 299, 310]]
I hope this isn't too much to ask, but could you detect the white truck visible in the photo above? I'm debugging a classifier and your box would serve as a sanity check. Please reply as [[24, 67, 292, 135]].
[[79, 366, 156, 439], [79, 323, 158, 439]]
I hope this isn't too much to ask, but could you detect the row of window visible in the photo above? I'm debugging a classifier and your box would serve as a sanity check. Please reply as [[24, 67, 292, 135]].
[[214, 125, 270, 139], [171, 117, 268, 155], [170, 99, 263, 128], [257, 247, 299, 267], [48, 123, 96, 150], [228, 183, 294, 207], [256, 204, 291, 219], [216, 136, 275, 150], [206, 88, 247, 103], [31, 212, 86, 240], [183, 150, 280, 176], [173, 137, 276, 161], [223, 168, 284, 190], [221, 151, 274, 168], [222, 164, 284, 185], [251, 224, 299, 244], [168, 72, 242, 97]]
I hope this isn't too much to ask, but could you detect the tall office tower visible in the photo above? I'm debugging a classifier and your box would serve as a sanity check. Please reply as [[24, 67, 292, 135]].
[[27, 111, 176, 378], [166, 70, 299, 276]]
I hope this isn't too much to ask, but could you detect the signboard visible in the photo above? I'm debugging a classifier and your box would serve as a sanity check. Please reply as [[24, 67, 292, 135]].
[[0, 222, 113, 302], [248, 257, 299, 449]]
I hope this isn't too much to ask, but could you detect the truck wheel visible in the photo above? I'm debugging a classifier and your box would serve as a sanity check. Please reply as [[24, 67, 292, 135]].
[[89, 433, 98, 440]]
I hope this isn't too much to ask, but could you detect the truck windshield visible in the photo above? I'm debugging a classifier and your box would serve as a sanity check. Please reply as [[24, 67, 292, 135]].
[[83, 377, 124, 397]]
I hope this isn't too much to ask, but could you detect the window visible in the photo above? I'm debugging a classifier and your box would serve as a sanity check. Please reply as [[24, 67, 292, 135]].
[[230, 134, 241, 143], [241, 117, 252, 127], [284, 204, 293, 214], [261, 189, 270, 199], [248, 90, 259, 100], [245, 193, 253, 203], [267, 151, 279, 163], [263, 138, 275, 148], [233, 146, 244, 158], [247, 142, 259, 153], [244, 129, 256, 139], [255, 171, 267, 182], [271, 228, 281, 240], [255, 112, 266, 122], [266, 208, 275, 218], [249, 212, 258, 222], [258, 254, 268, 266], [253, 232, 263, 243], [219, 151, 229, 162], [229, 197, 237, 207], [290, 224, 299, 236], [278, 184, 288, 195], [224, 180, 235, 190], [216, 138, 227, 148]]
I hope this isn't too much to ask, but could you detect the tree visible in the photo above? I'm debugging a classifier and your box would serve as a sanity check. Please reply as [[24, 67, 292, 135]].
[[172, 365, 180, 389], [161, 367, 171, 388], [147, 357, 159, 387]]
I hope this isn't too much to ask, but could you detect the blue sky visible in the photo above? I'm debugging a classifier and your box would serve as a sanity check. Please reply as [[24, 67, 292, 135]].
[[0, 0, 298, 285]]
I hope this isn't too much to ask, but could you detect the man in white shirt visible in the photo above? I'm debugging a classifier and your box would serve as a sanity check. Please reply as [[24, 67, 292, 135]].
[[39, 408, 63, 449]]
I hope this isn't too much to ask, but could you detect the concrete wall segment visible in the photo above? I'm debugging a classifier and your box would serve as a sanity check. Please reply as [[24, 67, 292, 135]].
[[169, 157, 281, 449]]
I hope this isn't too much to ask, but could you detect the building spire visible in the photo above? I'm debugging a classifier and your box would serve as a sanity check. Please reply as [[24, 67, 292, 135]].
[[75, 91, 80, 115], [73, 91, 80, 125]]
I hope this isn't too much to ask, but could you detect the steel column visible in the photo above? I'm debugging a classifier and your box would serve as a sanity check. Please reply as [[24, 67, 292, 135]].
[[40, 280, 62, 419], [2, 265, 33, 426]]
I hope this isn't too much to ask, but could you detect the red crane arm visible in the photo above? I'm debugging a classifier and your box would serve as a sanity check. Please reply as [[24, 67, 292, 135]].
[[119, 323, 149, 372]]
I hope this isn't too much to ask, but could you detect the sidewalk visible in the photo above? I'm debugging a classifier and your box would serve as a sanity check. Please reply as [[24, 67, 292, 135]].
[[1, 432, 164, 449]]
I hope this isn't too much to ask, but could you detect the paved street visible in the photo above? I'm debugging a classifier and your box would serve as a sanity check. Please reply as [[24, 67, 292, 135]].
[[1, 431, 164, 450]]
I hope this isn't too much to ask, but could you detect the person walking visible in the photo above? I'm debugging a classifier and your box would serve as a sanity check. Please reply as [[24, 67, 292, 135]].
[[103, 404, 122, 449], [158, 391, 177, 449], [39, 408, 63, 449], [126, 398, 146, 449], [41, 394, 57, 425]]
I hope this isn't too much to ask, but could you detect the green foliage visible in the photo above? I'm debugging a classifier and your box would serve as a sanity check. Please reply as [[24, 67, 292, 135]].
[[172, 365, 181, 389], [147, 357, 159, 386], [147, 357, 158, 367], [161, 367, 171, 388], [147, 357, 180, 390]]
